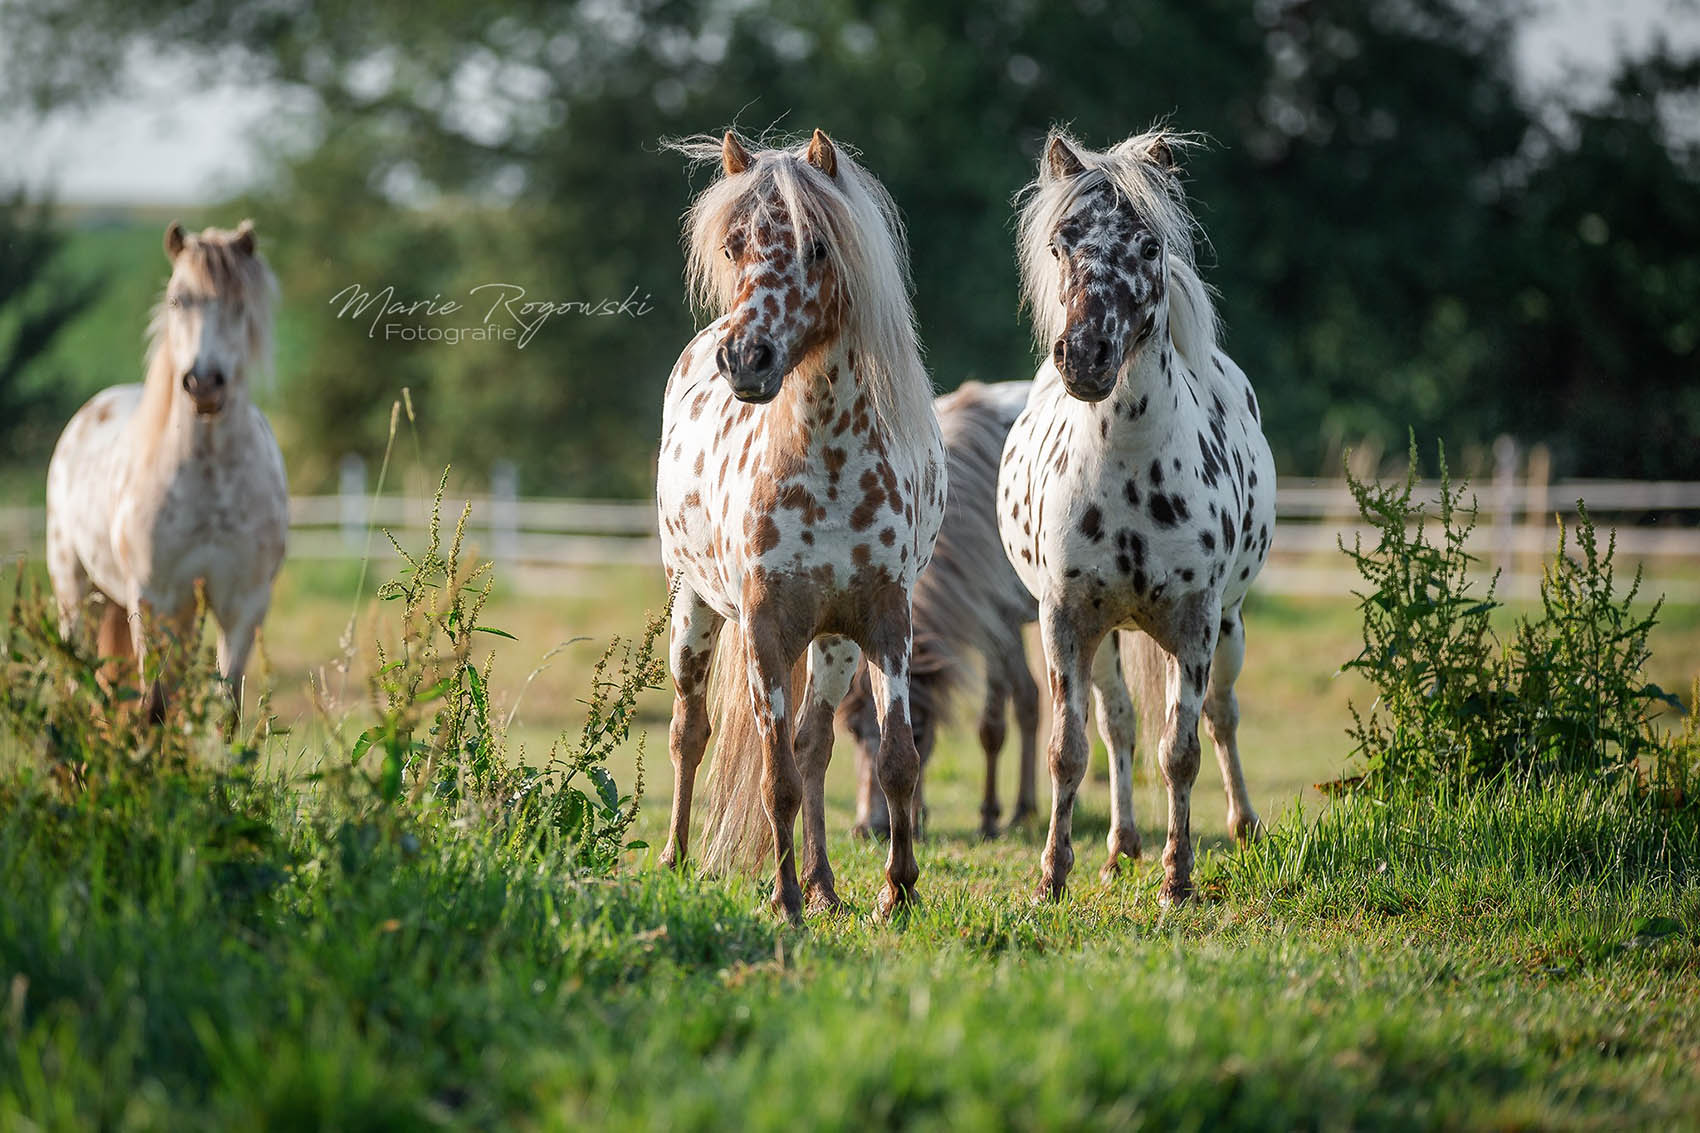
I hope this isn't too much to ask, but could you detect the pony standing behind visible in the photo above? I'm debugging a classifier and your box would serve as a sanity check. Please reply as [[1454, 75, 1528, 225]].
[[841, 380, 1040, 840], [655, 131, 946, 920], [46, 221, 287, 715], [998, 130, 1275, 904]]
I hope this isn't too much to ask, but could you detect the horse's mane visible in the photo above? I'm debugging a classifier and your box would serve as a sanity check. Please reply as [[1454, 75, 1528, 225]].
[[145, 222, 279, 386], [1016, 127, 1220, 376], [669, 131, 936, 459]]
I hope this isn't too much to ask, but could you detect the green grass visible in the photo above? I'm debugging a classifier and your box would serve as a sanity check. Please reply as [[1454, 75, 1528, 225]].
[[3, 548, 1700, 1129], [3, 752, 1697, 1130]]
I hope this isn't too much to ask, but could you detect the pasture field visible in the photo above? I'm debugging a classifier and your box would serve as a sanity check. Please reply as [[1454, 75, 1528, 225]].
[[3, 554, 1700, 1129]]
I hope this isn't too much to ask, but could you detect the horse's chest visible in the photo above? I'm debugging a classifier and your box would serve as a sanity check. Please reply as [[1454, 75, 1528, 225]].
[[660, 396, 938, 611], [1002, 418, 1258, 608], [119, 459, 284, 592]]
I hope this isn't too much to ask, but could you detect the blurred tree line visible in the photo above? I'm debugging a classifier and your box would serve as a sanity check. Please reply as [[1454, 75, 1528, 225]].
[[3, 0, 1697, 494]]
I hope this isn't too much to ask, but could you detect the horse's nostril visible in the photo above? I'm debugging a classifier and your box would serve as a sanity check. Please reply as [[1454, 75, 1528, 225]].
[[1092, 339, 1110, 369], [716, 343, 733, 374], [748, 341, 774, 372], [209, 370, 226, 388], [1053, 339, 1068, 367]]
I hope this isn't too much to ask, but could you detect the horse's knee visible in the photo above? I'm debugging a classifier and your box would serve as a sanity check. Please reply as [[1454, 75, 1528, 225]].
[[1160, 733, 1202, 787]]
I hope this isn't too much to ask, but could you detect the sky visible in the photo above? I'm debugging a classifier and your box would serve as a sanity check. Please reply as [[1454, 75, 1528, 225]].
[[2, 0, 1697, 205]]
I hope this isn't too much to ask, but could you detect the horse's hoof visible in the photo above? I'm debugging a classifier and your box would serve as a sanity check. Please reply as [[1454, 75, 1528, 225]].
[[1099, 856, 1122, 884], [873, 882, 917, 922], [769, 888, 805, 925], [1008, 805, 1038, 829], [1230, 814, 1265, 845], [805, 882, 845, 916], [1157, 880, 1194, 907], [1032, 876, 1067, 904], [658, 844, 682, 870], [852, 821, 890, 843], [979, 821, 1001, 840]]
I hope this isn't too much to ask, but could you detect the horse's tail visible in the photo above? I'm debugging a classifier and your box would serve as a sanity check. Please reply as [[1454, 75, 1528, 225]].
[[1120, 628, 1173, 767], [699, 623, 806, 874]]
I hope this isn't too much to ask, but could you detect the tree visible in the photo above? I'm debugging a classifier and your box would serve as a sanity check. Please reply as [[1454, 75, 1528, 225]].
[[0, 192, 101, 463]]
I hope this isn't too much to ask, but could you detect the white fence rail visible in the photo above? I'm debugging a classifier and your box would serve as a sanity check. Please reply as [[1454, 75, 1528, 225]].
[[7, 471, 1700, 598]]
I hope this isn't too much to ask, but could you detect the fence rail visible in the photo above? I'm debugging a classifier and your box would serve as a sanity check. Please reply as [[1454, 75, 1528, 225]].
[[8, 469, 1700, 598]]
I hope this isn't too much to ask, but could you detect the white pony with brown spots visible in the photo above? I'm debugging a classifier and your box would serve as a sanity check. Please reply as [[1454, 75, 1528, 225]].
[[655, 130, 946, 920], [46, 221, 287, 717], [998, 129, 1275, 905]]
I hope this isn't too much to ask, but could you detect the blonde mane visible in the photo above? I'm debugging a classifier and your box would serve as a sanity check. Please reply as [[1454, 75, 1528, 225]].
[[1016, 127, 1220, 375], [669, 131, 936, 458], [144, 223, 279, 388]]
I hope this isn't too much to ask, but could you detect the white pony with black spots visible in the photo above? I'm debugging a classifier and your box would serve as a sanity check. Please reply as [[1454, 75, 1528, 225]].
[[998, 128, 1275, 904]]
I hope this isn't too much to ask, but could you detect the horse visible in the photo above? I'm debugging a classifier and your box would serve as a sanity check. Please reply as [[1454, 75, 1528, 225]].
[[840, 380, 1040, 841], [654, 130, 947, 920], [997, 128, 1275, 904], [45, 220, 287, 718]]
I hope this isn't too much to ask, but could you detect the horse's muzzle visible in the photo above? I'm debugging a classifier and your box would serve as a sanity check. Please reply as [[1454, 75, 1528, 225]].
[[716, 338, 784, 403], [1054, 335, 1118, 402], [182, 368, 227, 415]]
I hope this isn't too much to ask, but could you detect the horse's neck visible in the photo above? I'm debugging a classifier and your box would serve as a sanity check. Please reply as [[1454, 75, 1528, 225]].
[[769, 339, 865, 458], [129, 346, 250, 471], [1097, 334, 1200, 447]]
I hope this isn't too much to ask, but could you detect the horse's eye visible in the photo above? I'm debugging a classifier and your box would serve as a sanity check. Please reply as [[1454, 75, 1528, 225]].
[[807, 240, 827, 263], [1140, 238, 1161, 261], [722, 245, 734, 261], [1049, 242, 1060, 258]]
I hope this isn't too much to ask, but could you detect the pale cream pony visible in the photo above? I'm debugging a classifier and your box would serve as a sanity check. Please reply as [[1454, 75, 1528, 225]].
[[46, 221, 287, 716]]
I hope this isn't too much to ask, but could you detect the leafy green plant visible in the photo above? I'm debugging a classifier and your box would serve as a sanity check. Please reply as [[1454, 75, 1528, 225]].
[[1340, 438, 1684, 793], [320, 467, 662, 873]]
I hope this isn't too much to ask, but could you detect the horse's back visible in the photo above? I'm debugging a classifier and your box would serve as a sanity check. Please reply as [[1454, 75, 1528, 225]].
[[46, 384, 143, 602]]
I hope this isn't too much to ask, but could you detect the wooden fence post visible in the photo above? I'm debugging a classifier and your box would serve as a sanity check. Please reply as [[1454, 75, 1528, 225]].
[[1523, 443, 1552, 578], [339, 453, 367, 550], [490, 460, 519, 565], [1492, 435, 1518, 583]]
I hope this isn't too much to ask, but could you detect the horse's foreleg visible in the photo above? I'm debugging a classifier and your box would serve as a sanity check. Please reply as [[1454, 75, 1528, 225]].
[[1037, 606, 1100, 902], [1204, 605, 1261, 844], [214, 594, 272, 717], [1154, 597, 1220, 905], [976, 663, 1010, 837], [660, 591, 723, 870], [127, 598, 167, 725], [863, 592, 923, 920], [745, 610, 808, 922], [795, 635, 858, 913], [1091, 631, 1142, 880]]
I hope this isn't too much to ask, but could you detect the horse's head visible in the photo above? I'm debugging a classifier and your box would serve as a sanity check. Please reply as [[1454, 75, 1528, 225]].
[[160, 219, 271, 417], [1030, 132, 1183, 403], [705, 130, 847, 403]]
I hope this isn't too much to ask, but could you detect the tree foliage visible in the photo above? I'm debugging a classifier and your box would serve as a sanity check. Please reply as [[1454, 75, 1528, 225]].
[[2, 0, 1697, 493], [0, 192, 101, 463]]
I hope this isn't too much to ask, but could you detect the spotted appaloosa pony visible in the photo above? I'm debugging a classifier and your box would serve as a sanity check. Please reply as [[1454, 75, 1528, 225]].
[[998, 129, 1275, 904], [655, 130, 947, 920], [841, 379, 1040, 840], [46, 221, 287, 715]]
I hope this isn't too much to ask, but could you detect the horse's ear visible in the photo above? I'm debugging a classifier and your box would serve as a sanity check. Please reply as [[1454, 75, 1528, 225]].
[[805, 128, 838, 179], [1144, 134, 1179, 173], [722, 131, 752, 176], [165, 221, 186, 262], [233, 219, 257, 256], [1044, 134, 1086, 181]]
